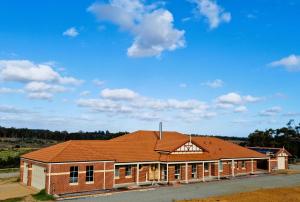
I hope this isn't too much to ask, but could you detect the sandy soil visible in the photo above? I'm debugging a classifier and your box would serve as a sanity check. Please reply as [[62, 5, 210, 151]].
[[177, 186, 300, 202], [0, 178, 37, 200]]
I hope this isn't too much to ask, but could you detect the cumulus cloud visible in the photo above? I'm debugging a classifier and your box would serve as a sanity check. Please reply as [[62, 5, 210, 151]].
[[79, 91, 91, 96], [0, 87, 24, 94], [88, 0, 185, 57], [0, 60, 83, 100], [101, 88, 139, 100], [192, 0, 231, 29], [269, 54, 300, 71], [234, 106, 248, 113], [77, 87, 212, 122], [63, 27, 79, 37], [93, 79, 105, 87], [216, 92, 262, 108], [259, 106, 282, 117], [0, 60, 82, 85], [202, 79, 223, 88], [0, 105, 26, 113]]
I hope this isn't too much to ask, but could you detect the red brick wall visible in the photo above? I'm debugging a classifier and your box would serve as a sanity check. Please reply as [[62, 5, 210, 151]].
[[49, 161, 114, 195]]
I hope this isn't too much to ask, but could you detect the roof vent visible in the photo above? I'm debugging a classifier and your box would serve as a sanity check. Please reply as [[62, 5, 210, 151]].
[[159, 122, 163, 140]]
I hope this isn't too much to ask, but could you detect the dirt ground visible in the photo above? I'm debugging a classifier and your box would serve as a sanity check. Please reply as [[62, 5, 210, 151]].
[[0, 178, 38, 200], [177, 186, 300, 202]]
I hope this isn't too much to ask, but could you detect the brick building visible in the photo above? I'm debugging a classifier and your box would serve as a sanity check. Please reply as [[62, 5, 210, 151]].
[[248, 147, 291, 171], [21, 130, 269, 195]]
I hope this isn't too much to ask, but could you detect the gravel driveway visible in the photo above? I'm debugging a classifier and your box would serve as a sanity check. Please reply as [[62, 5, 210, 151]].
[[68, 166, 300, 202]]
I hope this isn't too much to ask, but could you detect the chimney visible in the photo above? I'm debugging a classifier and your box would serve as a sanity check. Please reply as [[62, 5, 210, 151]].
[[159, 122, 163, 140]]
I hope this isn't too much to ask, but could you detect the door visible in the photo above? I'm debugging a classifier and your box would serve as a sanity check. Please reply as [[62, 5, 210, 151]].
[[31, 165, 46, 190], [149, 164, 159, 180], [277, 157, 285, 170], [23, 162, 28, 184]]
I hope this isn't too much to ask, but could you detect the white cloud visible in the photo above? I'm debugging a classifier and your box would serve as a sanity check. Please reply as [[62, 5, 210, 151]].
[[192, 0, 231, 29], [93, 79, 105, 87], [234, 106, 248, 113], [79, 91, 91, 96], [179, 83, 187, 88], [63, 27, 79, 37], [243, 95, 262, 103], [0, 60, 82, 100], [202, 79, 223, 88], [88, 0, 185, 57], [0, 87, 24, 94], [259, 106, 282, 116], [27, 92, 53, 100], [0, 60, 82, 84], [25, 82, 66, 93], [216, 92, 262, 108], [77, 98, 133, 113], [269, 54, 300, 71], [101, 88, 139, 100], [77, 87, 213, 122], [0, 105, 26, 113]]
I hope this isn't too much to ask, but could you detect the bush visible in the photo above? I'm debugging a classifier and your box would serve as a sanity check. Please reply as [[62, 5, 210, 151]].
[[32, 189, 55, 201]]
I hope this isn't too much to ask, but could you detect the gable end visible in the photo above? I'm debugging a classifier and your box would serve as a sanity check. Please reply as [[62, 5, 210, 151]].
[[171, 141, 203, 154]]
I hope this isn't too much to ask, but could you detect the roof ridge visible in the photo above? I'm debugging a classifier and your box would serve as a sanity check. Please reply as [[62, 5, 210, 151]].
[[49, 140, 73, 162]]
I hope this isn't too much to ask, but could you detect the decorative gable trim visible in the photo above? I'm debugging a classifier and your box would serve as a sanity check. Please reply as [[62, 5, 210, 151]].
[[171, 141, 203, 154]]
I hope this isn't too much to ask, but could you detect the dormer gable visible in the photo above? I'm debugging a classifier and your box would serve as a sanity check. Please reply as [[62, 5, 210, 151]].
[[171, 141, 203, 154]]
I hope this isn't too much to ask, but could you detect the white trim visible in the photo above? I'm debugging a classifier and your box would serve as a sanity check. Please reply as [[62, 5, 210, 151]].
[[115, 162, 159, 165], [47, 163, 51, 194], [86, 181, 94, 184], [185, 162, 188, 183], [251, 159, 254, 174], [202, 162, 205, 182], [69, 183, 79, 186], [103, 162, 106, 189], [221, 157, 268, 161], [217, 161, 220, 180], [136, 163, 140, 185], [166, 163, 169, 183], [231, 160, 234, 177], [21, 158, 114, 165]]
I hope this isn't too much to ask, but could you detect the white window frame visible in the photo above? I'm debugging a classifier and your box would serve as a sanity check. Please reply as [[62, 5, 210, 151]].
[[219, 161, 223, 172], [174, 164, 181, 180], [69, 166, 79, 184]]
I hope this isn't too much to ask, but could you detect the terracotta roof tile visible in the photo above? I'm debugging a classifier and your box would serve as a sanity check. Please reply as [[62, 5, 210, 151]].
[[22, 130, 266, 163]]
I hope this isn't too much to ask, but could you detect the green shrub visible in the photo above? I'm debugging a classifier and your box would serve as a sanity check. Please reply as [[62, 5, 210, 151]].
[[32, 189, 55, 201]]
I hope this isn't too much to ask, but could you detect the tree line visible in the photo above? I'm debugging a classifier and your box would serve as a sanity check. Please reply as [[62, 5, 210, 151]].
[[0, 126, 128, 141], [247, 120, 300, 158]]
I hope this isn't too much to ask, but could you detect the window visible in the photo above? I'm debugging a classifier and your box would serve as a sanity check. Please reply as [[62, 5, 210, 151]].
[[174, 165, 181, 180], [115, 166, 120, 178], [70, 166, 78, 184], [204, 163, 209, 171], [125, 165, 132, 176], [219, 161, 223, 171], [86, 166, 94, 182], [191, 164, 197, 179], [242, 161, 246, 168]]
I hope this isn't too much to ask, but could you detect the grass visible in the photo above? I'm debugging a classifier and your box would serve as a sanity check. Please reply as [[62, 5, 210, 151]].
[[0, 168, 19, 173], [0, 148, 33, 161], [32, 189, 55, 201], [176, 186, 300, 202]]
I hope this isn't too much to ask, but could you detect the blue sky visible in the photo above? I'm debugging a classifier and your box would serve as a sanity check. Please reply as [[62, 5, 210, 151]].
[[0, 0, 299, 136]]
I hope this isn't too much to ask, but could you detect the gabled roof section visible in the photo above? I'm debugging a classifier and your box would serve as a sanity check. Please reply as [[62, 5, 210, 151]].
[[248, 146, 292, 157]]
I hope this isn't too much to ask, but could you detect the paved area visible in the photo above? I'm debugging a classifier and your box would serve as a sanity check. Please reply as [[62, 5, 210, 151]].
[[68, 165, 300, 202], [0, 183, 37, 200]]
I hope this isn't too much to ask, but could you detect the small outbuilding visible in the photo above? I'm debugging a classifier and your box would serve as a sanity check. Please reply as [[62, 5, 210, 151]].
[[248, 147, 291, 170]]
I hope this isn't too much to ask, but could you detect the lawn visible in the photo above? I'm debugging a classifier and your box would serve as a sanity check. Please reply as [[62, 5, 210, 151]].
[[176, 186, 300, 202]]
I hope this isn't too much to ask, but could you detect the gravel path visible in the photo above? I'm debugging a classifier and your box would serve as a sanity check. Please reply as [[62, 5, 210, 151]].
[[69, 166, 300, 202]]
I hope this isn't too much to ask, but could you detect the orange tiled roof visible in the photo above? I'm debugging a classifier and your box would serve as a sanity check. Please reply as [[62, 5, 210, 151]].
[[22, 130, 266, 163]]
